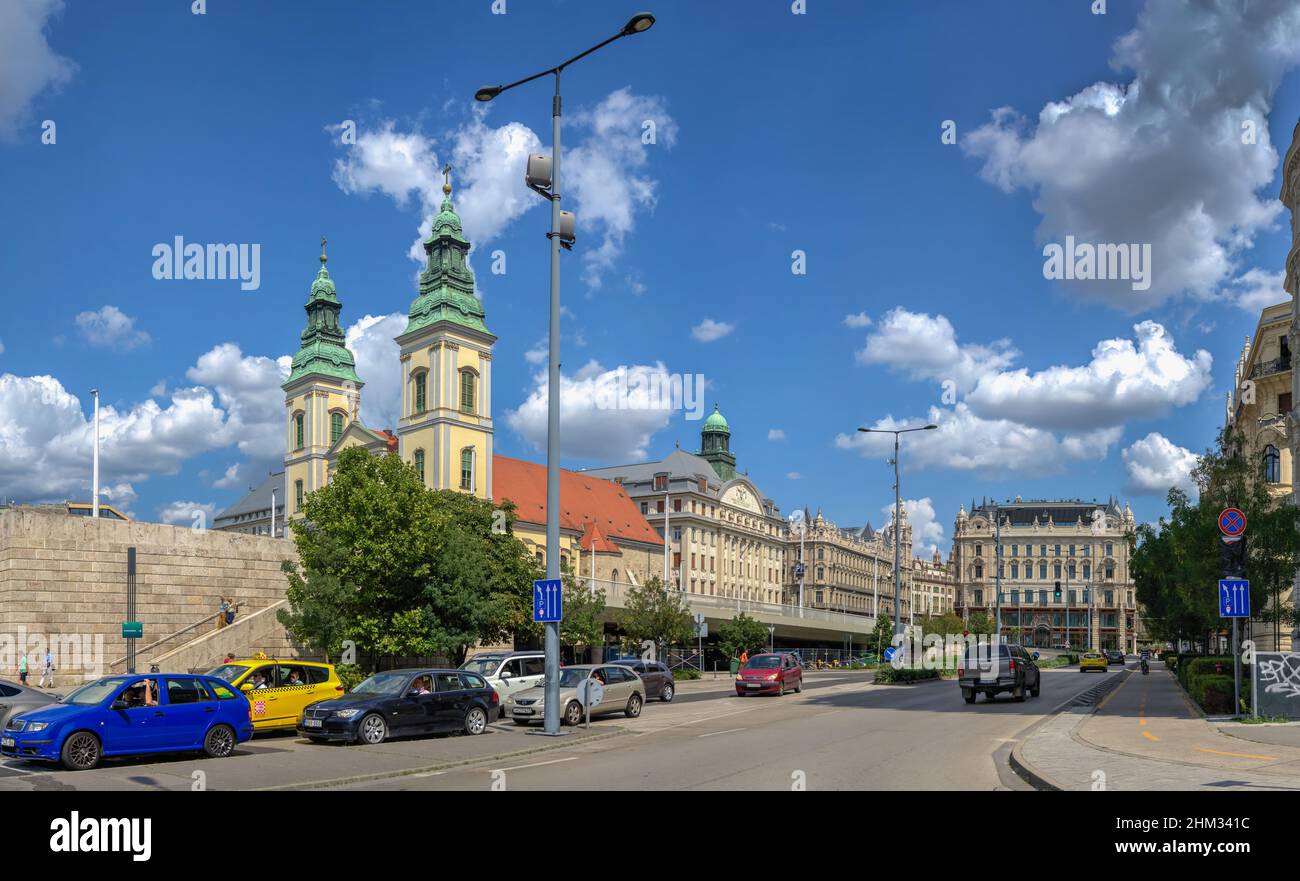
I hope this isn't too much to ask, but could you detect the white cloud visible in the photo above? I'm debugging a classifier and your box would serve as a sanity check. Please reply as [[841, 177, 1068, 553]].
[[855, 308, 1017, 393], [882, 498, 945, 558], [966, 321, 1212, 432], [504, 360, 679, 461], [0, 0, 75, 142], [1122, 432, 1200, 497], [157, 500, 217, 527], [786, 472, 803, 480], [345, 313, 406, 431], [75, 306, 151, 351], [1224, 267, 1288, 313], [843, 312, 872, 328], [768, 428, 786, 441], [836, 403, 1119, 479], [962, 0, 1300, 310], [691, 318, 734, 343], [185, 343, 290, 463]]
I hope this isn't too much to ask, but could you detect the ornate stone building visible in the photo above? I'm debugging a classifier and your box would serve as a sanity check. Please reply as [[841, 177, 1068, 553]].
[[586, 406, 788, 603], [1226, 308, 1293, 501], [781, 513, 903, 620], [952, 498, 1140, 652]]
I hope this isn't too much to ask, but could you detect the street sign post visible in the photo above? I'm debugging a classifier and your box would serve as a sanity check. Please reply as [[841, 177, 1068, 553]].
[[1220, 577, 1250, 716], [532, 579, 562, 623], [578, 677, 603, 729]]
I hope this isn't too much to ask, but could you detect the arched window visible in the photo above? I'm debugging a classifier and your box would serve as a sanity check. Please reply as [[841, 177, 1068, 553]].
[[459, 368, 477, 415], [330, 411, 344, 445], [1264, 444, 1281, 483], [611, 568, 619, 583], [293, 412, 305, 451], [816, 566, 825, 580], [412, 370, 427, 415], [414, 448, 425, 483], [974, 564, 983, 580], [460, 447, 474, 491], [294, 479, 304, 512]]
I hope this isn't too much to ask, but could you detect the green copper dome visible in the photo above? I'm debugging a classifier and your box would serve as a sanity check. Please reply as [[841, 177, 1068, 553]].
[[286, 244, 362, 386], [703, 403, 729, 434], [405, 191, 491, 336]]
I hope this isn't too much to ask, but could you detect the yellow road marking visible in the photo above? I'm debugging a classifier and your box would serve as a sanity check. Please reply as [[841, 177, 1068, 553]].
[[1139, 718, 1146, 726], [1142, 730, 1161, 742], [1196, 747, 1277, 761]]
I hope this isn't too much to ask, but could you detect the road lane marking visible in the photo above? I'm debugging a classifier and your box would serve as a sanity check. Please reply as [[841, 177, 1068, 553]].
[[697, 727, 747, 738], [1197, 747, 1278, 761], [1139, 719, 1147, 726], [1142, 730, 1160, 742], [492, 756, 579, 773]]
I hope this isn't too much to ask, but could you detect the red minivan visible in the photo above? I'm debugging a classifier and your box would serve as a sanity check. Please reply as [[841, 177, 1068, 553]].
[[735, 653, 803, 696]]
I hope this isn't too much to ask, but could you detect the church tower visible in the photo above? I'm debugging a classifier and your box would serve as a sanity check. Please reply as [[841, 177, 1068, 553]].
[[698, 402, 737, 481], [394, 168, 495, 499], [283, 239, 363, 517]]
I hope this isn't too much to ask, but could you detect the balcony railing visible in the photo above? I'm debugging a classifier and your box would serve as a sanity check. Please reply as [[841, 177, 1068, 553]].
[[1251, 356, 1292, 379]]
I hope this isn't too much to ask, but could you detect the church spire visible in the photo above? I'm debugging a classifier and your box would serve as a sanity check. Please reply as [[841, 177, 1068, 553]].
[[405, 163, 489, 336], [286, 239, 361, 385]]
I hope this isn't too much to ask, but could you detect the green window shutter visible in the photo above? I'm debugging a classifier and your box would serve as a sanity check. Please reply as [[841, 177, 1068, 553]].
[[414, 373, 426, 414], [414, 449, 425, 482], [330, 412, 343, 444], [294, 414, 304, 450], [294, 480, 304, 511]]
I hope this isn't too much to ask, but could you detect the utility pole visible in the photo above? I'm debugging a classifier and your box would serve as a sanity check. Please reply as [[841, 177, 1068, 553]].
[[91, 388, 100, 518], [994, 501, 1002, 641]]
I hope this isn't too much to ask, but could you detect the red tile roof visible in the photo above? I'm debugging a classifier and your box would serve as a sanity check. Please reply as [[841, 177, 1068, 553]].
[[493, 455, 663, 549]]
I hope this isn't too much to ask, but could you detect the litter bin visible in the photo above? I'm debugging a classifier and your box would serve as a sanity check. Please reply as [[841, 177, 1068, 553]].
[[729, 657, 740, 675]]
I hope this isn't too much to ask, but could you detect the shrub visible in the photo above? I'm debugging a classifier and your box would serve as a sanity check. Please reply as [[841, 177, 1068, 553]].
[[1188, 674, 1234, 715], [671, 667, 702, 681], [335, 663, 366, 692], [874, 666, 940, 684]]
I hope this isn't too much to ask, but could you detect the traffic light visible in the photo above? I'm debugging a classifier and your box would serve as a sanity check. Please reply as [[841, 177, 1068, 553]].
[[1054, 581, 1062, 602], [1219, 535, 1247, 577]]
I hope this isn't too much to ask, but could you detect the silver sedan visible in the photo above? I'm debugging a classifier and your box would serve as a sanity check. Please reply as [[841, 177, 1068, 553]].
[[506, 664, 645, 727], [0, 678, 59, 729]]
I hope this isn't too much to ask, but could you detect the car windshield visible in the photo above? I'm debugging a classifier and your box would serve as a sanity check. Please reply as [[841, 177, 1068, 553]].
[[205, 664, 250, 683], [744, 656, 781, 669], [63, 677, 131, 706], [460, 657, 502, 676], [556, 669, 591, 688], [350, 672, 411, 695]]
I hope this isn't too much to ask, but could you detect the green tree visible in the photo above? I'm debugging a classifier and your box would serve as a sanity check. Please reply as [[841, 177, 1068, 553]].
[[717, 613, 769, 659], [966, 612, 994, 636], [921, 612, 966, 638], [280, 446, 542, 668], [871, 613, 894, 658], [615, 576, 695, 656], [560, 566, 607, 656]]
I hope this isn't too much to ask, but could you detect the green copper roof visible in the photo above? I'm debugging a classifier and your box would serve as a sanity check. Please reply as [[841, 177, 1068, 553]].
[[405, 192, 490, 336], [286, 245, 362, 386], [703, 403, 729, 433]]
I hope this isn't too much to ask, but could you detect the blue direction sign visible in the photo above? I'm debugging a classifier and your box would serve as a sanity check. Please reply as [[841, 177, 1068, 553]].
[[533, 579, 563, 623], [882, 646, 897, 663], [1219, 579, 1250, 618]]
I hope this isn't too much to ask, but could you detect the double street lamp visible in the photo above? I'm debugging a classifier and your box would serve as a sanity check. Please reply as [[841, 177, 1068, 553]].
[[857, 424, 937, 640], [476, 12, 655, 737]]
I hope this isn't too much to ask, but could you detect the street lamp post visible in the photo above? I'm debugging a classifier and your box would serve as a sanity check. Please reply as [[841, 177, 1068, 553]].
[[476, 12, 655, 737], [857, 423, 937, 642], [90, 388, 100, 519]]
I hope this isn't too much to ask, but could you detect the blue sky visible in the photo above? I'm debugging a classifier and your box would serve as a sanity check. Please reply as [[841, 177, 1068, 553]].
[[3, 0, 1299, 554]]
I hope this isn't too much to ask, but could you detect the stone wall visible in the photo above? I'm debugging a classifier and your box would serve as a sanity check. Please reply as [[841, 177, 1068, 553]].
[[0, 509, 301, 680]]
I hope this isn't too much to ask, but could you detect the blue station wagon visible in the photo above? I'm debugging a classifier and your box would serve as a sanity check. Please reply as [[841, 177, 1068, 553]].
[[1, 674, 254, 770]]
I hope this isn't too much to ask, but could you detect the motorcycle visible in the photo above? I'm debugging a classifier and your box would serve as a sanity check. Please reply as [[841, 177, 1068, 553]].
[[1140, 658, 1149, 675]]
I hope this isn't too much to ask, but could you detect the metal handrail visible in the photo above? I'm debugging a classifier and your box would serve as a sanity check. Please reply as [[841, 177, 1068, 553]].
[[108, 601, 245, 668]]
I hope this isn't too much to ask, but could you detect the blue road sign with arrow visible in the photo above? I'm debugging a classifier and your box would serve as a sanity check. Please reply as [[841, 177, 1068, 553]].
[[1219, 579, 1250, 618], [533, 578, 562, 623]]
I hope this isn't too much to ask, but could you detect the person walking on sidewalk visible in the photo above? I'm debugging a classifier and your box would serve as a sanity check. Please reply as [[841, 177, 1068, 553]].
[[217, 596, 230, 630], [39, 648, 54, 688], [16, 652, 28, 685]]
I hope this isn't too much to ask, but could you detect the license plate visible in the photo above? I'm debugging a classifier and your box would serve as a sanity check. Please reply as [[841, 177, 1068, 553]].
[[1, 737, 13, 748], [746, 682, 762, 688], [514, 708, 534, 715], [302, 719, 322, 728]]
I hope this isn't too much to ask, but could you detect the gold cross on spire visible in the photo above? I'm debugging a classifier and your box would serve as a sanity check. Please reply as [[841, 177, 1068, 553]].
[[320, 235, 327, 265], [442, 163, 452, 196]]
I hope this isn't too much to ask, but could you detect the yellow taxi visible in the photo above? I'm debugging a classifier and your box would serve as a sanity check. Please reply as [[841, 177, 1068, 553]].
[[205, 659, 343, 730], [1079, 652, 1109, 673]]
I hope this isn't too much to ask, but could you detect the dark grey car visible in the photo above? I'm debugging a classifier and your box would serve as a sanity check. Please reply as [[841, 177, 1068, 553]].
[[0, 678, 59, 729], [612, 660, 676, 702], [957, 644, 1040, 703]]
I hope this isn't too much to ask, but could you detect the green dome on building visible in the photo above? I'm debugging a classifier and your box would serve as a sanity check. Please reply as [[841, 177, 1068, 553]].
[[698, 402, 736, 481], [703, 403, 729, 434]]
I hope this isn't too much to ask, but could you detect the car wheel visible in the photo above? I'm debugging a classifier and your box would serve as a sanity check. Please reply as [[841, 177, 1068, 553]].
[[1031, 681, 1041, 697], [985, 691, 997, 701], [60, 731, 101, 771], [962, 689, 975, 704], [660, 683, 674, 703], [625, 693, 643, 718], [563, 701, 583, 726], [357, 713, 387, 745], [464, 706, 488, 736], [203, 724, 236, 758], [794, 677, 802, 694]]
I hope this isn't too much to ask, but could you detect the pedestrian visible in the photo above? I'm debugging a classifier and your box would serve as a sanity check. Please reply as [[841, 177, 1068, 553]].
[[217, 596, 230, 630], [739, 649, 749, 666], [16, 651, 28, 685], [39, 648, 54, 688], [223, 652, 235, 664]]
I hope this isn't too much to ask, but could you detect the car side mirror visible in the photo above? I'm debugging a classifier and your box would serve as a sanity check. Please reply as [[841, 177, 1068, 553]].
[[500, 670, 512, 679], [240, 682, 254, 692], [111, 700, 129, 710]]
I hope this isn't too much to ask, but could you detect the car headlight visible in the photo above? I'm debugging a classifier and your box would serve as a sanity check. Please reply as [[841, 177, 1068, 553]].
[[26, 722, 48, 732], [333, 709, 362, 719]]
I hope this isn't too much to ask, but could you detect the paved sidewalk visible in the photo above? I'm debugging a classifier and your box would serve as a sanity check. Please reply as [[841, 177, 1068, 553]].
[[1013, 667, 1300, 791]]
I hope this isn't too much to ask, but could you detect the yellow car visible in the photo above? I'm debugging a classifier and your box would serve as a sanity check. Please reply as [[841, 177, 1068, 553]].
[[206, 659, 343, 730], [1079, 652, 1109, 673]]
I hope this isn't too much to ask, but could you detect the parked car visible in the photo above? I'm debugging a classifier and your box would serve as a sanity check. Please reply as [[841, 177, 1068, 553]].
[[957, 643, 1040, 703], [611, 659, 676, 702], [460, 651, 545, 716], [1079, 652, 1109, 673], [1104, 649, 1125, 666], [506, 664, 644, 727], [1, 674, 253, 770], [298, 668, 497, 745], [0, 678, 59, 730], [735, 652, 803, 696], [205, 659, 343, 731]]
